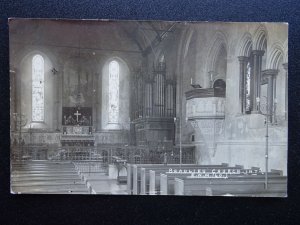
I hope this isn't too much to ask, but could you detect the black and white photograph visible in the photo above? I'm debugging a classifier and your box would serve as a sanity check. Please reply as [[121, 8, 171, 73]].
[[9, 19, 288, 197]]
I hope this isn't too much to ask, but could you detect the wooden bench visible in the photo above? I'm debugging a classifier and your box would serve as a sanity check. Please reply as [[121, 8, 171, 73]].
[[117, 176, 127, 184], [128, 163, 229, 195], [160, 169, 282, 195], [174, 174, 287, 196], [146, 165, 244, 195], [127, 164, 204, 194], [127, 164, 182, 194]]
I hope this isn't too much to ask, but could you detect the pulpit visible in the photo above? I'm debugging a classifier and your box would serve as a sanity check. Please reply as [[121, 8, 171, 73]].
[[185, 88, 225, 164]]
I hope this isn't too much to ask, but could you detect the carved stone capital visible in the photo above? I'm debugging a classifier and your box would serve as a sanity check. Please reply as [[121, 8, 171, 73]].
[[238, 56, 249, 62], [252, 50, 265, 56], [261, 69, 278, 78]]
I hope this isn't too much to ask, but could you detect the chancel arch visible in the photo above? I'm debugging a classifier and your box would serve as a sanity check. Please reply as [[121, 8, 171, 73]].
[[101, 57, 130, 130]]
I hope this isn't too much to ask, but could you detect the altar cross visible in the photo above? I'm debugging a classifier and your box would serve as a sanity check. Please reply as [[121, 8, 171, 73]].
[[74, 110, 81, 122]]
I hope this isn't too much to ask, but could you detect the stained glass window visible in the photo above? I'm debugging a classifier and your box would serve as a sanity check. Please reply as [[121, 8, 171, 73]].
[[108, 60, 119, 123], [245, 61, 251, 112], [32, 55, 44, 121]]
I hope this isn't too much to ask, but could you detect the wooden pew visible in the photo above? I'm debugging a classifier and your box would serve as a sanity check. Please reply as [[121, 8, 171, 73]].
[[128, 163, 229, 195], [147, 166, 245, 195], [174, 174, 287, 196], [128, 164, 185, 194], [161, 170, 283, 195], [138, 164, 232, 195]]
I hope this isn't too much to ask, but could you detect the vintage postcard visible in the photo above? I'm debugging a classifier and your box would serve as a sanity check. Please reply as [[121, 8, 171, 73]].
[[10, 19, 288, 196]]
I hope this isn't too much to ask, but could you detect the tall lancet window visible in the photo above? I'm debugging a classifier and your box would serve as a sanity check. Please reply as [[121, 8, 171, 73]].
[[245, 61, 252, 113], [32, 54, 44, 122], [108, 60, 120, 123]]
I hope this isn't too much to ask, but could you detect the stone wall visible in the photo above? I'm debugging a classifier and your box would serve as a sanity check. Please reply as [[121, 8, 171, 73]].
[[176, 22, 288, 172]]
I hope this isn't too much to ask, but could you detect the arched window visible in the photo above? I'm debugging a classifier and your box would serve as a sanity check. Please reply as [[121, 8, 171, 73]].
[[32, 54, 44, 122], [245, 61, 252, 113], [108, 60, 119, 123]]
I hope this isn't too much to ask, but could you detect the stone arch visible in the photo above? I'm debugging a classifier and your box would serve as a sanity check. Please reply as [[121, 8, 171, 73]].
[[253, 25, 268, 51], [205, 31, 228, 89], [267, 43, 284, 69], [206, 31, 228, 73], [14, 46, 57, 70], [182, 28, 195, 59], [253, 25, 268, 70], [238, 32, 253, 57]]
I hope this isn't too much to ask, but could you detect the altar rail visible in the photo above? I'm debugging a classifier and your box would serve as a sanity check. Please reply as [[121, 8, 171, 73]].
[[11, 145, 54, 161], [12, 145, 195, 164]]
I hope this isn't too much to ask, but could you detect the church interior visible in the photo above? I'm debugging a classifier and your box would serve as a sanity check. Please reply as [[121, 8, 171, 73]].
[[10, 19, 288, 196]]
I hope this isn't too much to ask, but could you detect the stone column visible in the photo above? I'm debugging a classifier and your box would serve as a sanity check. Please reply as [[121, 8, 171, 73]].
[[283, 63, 288, 120], [262, 69, 278, 123], [238, 56, 248, 114], [251, 50, 265, 113]]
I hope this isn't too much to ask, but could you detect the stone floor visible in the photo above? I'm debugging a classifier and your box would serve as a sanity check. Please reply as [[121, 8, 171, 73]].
[[11, 160, 127, 195]]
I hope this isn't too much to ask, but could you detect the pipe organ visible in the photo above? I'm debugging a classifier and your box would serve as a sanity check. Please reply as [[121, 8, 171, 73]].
[[133, 60, 176, 148]]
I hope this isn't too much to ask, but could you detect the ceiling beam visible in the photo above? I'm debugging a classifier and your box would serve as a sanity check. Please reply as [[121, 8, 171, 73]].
[[142, 22, 177, 57]]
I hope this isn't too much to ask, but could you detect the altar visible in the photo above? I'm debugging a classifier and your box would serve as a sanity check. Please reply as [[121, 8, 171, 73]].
[[60, 107, 95, 146]]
